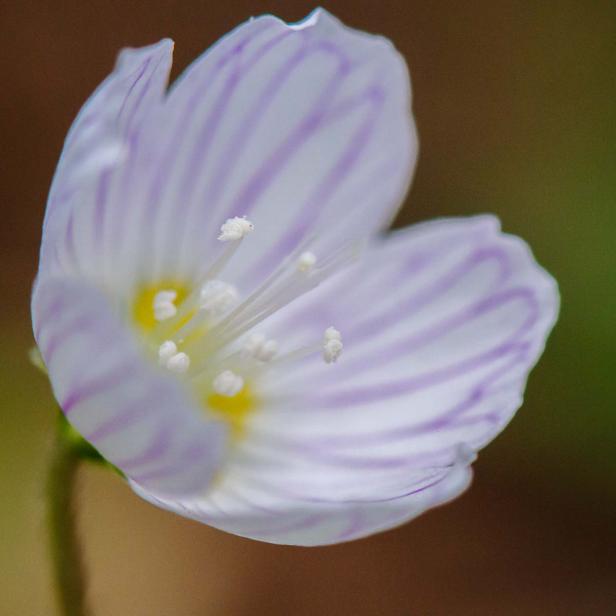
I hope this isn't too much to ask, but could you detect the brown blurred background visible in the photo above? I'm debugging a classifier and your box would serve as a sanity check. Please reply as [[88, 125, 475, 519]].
[[1, 1, 615, 614]]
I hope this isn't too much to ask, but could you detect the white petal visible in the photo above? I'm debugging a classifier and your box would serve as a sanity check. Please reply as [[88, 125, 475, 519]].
[[129, 216, 558, 544], [41, 10, 415, 297], [131, 459, 472, 546], [266, 216, 559, 456], [32, 277, 227, 496], [39, 39, 174, 285]]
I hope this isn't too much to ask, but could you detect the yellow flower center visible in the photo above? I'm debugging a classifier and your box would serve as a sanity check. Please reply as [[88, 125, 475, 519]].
[[132, 281, 258, 439], [206, 385, 257, 439], [132, 281, 190, 332]]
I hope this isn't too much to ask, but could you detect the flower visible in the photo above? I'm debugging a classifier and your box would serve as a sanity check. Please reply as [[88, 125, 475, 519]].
[[31, 9, 558, 546]]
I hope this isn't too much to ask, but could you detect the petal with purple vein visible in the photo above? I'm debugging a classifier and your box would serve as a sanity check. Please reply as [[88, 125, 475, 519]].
[[32, 277, 227, 496], [41, 10, 416, 300], [40, 40, 174, 282], [127, 216, 557, 545]]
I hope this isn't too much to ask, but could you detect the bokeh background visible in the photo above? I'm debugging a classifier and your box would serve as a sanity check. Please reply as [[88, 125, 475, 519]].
[[2, 1, 615, 614]]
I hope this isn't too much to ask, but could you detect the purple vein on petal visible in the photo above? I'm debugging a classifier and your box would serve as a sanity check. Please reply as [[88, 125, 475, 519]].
[[113, 418, 176, 470], [140, 24, 289, 273], [244, 432, 463, 471], [301, 349, 532, 452], [328, 286, 537, 382], [231, 469, 451, 505], [239, 87, 384, 285], [315, 336, 532, 409], [151, 23, 279, 209], [130, 438, 212, 485], [42, 315, 101, 364], [116, 57, 151, 133], [120, 51, 171, 139], [82, 383, 164, 440], [170, 30, 297, 270], [347, 245, 514, 342], [61, 360, 139, 414], [218, 46, 351, 224], [185, 31, 300, 208]]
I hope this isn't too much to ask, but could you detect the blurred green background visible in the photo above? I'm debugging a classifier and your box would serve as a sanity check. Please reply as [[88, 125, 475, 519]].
[[1, 1, 614, 614]]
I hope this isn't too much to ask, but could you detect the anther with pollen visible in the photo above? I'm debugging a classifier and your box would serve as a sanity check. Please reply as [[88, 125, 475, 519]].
[[243, 332, 278, 362], [213, 370, 244, 396], [218, 216, 254, 242], [323, 327, 343, 363], [296, 251, 317, 273], [199, 280, 239, 316], [158, 340, 191, 373], [153, 290, 178, 321]]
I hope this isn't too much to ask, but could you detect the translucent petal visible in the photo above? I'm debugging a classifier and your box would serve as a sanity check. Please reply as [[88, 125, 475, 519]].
[[264, 216, 559, 456], [39, 9, 415, 298], [132, 457, 472, 546], [130, 216, 558, 544], [32, 277, 227, 496], [40, 40, 174, 283]]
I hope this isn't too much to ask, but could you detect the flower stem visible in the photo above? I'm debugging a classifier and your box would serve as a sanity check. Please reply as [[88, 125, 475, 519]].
[[47, 421, 90, 616]]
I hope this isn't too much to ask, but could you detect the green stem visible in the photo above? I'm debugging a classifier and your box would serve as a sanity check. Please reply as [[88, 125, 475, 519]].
[[47, 424, 90, 616]]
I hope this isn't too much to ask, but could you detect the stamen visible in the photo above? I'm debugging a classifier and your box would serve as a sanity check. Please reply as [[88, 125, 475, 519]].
[[218, 216, 254, 242], [158, 340, 178, 365], [165, 279, 239, 347], [210, 243, 359, 349], [166, 352, 190, 373], [200, 280, 239, 316], [175, 236, 360, 376], [187, 237, 352, 360], [323, 327, 343, 363], [296, 251, 317, 273], [260, 326, 344, 370], [158, 340, 190, 373], [213, 370, 244, 396], [324, 326, 341, 341], [242, 332, 278, 362], [153, 289, 178, 321], [156, 218, 251, 336], [155, 290, 177, 303]]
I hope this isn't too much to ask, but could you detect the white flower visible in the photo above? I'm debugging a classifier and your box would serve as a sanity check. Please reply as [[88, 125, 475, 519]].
[[31, 9, 558, 545]]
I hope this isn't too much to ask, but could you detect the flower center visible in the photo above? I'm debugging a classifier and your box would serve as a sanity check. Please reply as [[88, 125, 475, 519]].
[[130, 216, 347, 441], [133, 281, 190, 332], [206, 383, 256, 439]]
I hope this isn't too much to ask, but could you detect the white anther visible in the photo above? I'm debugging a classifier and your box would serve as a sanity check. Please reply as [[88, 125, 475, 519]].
[[166, 352, 190, 374], [154, 302, 177, 321], [324, 327, 342, 342], [153, 289, 178, 322], [323, 327, 343, 363], [323, 339, 343, 363], [158, 340, 178, 365], [212, 370, 244, 396], [199, 280, 239, 315], [154, 290, 177, 304], [218, 216, 254, 241], [296, 251, 317, 273], [243, 332, 278, 362]]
